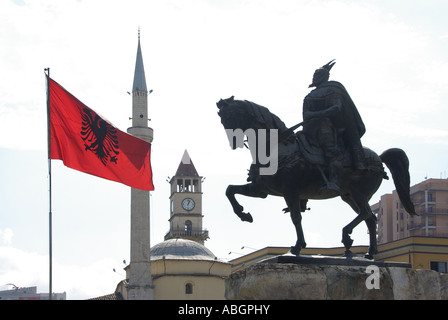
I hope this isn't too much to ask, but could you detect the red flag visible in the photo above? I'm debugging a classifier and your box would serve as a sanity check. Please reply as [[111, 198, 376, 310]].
[[48, 77, 154, 191]]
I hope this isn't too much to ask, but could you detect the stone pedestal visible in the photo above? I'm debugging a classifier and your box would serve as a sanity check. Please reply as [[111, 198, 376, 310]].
[[262, 253, 411, 268], [226, 254, 448, 300]]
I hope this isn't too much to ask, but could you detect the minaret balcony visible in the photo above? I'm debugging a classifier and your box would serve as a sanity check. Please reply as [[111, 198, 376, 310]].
[[127, 126, 153, 143]]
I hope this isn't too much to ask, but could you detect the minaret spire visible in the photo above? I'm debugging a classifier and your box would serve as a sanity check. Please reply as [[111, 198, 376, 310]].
[[128, 29, 152, 138], [133, 28, 147, 93]]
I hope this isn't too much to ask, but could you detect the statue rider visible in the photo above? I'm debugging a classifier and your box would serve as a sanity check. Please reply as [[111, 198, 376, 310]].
[[302, 60, 366, 193]]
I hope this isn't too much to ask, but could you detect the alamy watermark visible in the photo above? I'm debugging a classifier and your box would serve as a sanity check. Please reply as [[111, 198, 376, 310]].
[[225, 128, 278, 175], [365, 265, 380, 289]]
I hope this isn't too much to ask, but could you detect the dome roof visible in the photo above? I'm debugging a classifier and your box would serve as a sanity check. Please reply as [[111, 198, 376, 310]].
[[150, 239, 217, 261]]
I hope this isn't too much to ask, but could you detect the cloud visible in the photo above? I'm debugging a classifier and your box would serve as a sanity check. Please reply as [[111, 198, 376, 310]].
[[0, 246, 47, 290], [0, 227, 120, 300], [0, 229, 14, 245], [0, 244, 121, 299], [2, 0, 446, 152]]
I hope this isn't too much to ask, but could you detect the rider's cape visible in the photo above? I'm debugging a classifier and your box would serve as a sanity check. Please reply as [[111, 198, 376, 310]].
[[322, 80, 366, 139]]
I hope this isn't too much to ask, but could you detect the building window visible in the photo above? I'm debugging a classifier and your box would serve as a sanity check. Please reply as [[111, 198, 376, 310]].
[[177, 179, 184, 192], [430, 261, 447, 273], [193, 179, 199, 192], [185, 283, 193, 294], [185, 179, 191, 192], [185, 220, 192, 236]]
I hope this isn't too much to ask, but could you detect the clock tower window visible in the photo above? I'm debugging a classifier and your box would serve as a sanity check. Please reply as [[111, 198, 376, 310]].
[[185, 220, 192, 236], [177, 179, 183, 192], [193, 179, 199, 192], [176, 178, 200, 193], [185, 179, 191, 192]]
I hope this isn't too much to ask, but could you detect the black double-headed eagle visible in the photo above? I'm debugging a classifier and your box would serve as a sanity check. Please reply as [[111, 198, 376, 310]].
[[80, 107, 119, 166]]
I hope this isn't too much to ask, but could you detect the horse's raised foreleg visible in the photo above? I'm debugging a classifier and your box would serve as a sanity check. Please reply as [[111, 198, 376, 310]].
[[225, 183, 268, 223]]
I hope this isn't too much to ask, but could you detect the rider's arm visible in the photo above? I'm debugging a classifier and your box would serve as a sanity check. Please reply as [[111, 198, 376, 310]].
[[303, 97, 342, 120]]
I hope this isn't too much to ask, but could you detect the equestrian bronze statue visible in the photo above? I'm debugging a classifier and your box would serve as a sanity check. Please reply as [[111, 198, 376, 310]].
[[216, 61, 416, 259]]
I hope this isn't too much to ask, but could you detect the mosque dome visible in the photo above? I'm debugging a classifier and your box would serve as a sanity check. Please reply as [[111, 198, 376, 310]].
[[150, 238, 217, 261]]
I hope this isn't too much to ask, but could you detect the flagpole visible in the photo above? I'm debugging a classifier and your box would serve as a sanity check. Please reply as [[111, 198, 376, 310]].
[[44, 67, 52, 300]]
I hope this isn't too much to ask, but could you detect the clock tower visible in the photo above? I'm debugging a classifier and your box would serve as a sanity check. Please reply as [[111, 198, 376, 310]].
[[165, 150, 209, 245]]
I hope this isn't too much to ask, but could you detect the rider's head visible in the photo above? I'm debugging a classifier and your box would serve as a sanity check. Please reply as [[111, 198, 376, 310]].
[[309, 59, 336, 88]]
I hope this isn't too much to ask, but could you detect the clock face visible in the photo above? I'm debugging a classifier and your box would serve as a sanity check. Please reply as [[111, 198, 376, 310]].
[[182, 198, 195, 211]]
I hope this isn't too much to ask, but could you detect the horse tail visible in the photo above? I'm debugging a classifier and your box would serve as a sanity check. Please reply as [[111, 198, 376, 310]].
[[380, 148, 417, 216]]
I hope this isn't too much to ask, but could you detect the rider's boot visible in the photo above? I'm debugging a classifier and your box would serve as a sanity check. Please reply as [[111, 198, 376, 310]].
[[320, 161, 342, 193]]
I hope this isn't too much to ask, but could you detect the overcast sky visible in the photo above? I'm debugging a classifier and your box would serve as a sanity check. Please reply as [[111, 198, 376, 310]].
[[1, 0, 448, 299]]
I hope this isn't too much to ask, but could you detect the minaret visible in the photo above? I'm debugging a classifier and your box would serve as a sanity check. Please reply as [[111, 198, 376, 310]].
[[126, 30, 154, 300]]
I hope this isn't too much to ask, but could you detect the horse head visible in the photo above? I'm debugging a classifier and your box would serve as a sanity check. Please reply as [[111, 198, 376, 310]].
[[217, 96, 251, 132], [217, 96, 292, 152], [217, 96, 249, 150], [216, 95, 235, 110]]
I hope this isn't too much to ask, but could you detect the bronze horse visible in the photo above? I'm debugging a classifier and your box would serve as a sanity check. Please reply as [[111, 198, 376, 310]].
[[217, 96, 416, 259]]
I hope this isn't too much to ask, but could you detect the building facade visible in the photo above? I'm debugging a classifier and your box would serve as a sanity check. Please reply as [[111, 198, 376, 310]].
[[374, 236, 448, 272], [372, 178, 448, 244], [0, 286, 66, 300], [147, 238, 230, 300]]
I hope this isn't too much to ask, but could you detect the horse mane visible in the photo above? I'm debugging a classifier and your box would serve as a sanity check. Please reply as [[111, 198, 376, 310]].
[[228, 99, 289, 133]]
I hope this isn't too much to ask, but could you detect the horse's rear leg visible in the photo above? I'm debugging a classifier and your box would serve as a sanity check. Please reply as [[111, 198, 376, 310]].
[[290, 209, 306, 256], [364, 215, 378, 259], [341, 192, 376, 257], [226, 183, 267, 223], [283, 192, 306, 256]]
